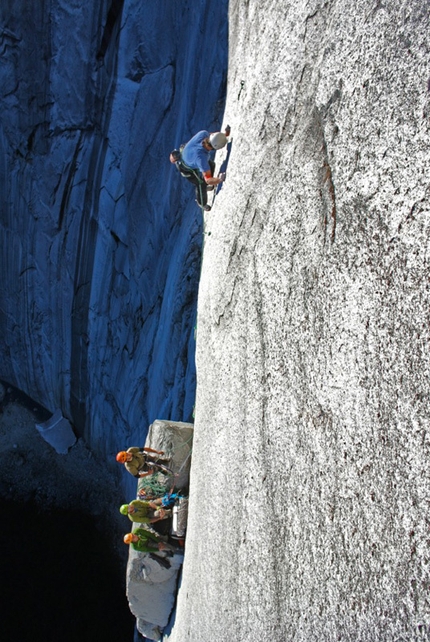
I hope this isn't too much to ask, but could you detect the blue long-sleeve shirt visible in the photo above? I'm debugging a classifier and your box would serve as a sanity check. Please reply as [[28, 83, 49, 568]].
[[181, 130, 211, 174]]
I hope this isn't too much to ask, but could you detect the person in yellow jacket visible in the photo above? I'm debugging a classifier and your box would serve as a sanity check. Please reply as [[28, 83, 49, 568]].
[[116, 446, 170, 478]]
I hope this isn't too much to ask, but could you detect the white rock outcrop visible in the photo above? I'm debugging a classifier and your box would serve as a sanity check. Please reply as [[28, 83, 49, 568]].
[[35, 408, 76, 454]]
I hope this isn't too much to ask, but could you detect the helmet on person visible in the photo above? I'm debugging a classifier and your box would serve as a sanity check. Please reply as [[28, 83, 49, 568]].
[[120, 504, 129, 515], [209, 132, 228, 150], [123, 533, 133, 544], [116, 451, 127, 463]]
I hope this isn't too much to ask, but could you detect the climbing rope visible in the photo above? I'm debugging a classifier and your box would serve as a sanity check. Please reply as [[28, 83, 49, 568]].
[[138, 472, 171, 498]]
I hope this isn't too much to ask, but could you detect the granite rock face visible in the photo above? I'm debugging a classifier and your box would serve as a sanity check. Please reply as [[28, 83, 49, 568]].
[[169, 1, 430, 641], [0, 1, 228, 455]]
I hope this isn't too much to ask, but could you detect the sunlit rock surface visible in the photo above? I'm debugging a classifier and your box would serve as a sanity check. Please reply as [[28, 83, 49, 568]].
[[0, 1, 228, 457], [169, 1, 430, 641]]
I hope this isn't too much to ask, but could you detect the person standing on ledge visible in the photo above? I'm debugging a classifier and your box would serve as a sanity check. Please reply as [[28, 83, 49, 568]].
[[123, 529, 183, 554], [170, 125, 230, 211], [116, 446, 170, 478], [119, 500, 171, 524]]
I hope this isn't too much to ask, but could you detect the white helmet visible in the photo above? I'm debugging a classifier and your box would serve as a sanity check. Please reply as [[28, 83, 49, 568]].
[[209, 132, 228, 150]]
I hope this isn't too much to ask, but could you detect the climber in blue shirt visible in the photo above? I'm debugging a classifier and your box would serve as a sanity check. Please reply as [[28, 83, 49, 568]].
[[170, 126, 230, 211]]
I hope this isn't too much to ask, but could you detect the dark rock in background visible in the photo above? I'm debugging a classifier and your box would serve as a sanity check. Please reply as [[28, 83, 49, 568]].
[[1, 498, 136, 642], [0, 398, 135, 641], [0, 1, 228, 465], [0, 3, 227, 638]]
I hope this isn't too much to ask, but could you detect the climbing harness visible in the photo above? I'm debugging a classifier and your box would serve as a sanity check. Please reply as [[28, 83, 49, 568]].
[[173, 146, 208, 209]]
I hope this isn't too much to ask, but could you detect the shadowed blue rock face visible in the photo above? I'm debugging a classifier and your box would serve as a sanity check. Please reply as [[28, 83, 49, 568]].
[[0, 1, 228, 460]]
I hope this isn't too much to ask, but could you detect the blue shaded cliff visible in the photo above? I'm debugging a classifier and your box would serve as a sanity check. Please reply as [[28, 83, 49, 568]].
[[0, 1, 228, 460]]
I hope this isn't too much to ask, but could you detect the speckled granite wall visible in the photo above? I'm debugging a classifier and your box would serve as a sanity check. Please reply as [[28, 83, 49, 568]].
[[170, 1, 430, 640]]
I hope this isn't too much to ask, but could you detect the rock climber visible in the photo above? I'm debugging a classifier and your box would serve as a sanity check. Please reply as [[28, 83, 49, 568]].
[[119, 499, 171, 524], [116, 446, 171, 478], [123, 529, 182, 554], [170, 125, 230, 211]]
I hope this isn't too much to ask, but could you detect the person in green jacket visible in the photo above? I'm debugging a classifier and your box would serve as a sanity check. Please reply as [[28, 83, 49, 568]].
[[123, 529, 182, 554], [119, 499, 171, 524], [123, 529, 166, 553]]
